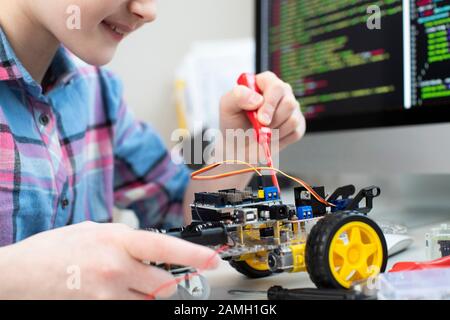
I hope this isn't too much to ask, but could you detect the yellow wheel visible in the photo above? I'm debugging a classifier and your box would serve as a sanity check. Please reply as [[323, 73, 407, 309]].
[[244, 253, 270, 271], [329, 221, 384, 288], [306, 213, 387, 289], [229, 252, 273, 278]]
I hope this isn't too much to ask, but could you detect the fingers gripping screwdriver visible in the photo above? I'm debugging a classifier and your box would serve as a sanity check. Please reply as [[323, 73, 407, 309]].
[[237, 73, 280, 193]]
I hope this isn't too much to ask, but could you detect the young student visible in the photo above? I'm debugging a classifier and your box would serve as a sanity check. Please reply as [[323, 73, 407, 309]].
[[0, 0, 305, 299]]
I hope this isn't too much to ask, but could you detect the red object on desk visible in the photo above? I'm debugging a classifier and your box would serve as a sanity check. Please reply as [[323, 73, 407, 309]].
[[237, 73, 280, 193], [389, 255, 450, 272]]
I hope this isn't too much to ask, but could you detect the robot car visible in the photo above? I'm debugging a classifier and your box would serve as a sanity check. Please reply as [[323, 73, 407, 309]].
[[156, 183, 387, 297]]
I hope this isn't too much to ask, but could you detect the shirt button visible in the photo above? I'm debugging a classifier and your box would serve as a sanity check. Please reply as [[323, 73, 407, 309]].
[[39, 114, 50, 126], [61, 199, 70, 209]]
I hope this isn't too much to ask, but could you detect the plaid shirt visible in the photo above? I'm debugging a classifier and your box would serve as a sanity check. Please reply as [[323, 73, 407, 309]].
[[0, 28, 190, 246]]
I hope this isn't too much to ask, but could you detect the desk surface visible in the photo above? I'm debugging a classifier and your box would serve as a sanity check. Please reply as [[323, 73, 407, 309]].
[[203, 211, 450, 300]]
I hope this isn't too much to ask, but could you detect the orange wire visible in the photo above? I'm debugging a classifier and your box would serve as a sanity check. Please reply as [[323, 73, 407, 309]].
[[195, 160, 263, 177], [191, 160, 334, 207]]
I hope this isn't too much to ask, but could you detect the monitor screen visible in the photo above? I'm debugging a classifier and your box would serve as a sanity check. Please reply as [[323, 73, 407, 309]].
[[257, 0, 450, 131]]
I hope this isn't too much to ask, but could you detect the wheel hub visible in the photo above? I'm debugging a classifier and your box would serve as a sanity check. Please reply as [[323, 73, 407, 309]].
[[347, 246, 361, 264]]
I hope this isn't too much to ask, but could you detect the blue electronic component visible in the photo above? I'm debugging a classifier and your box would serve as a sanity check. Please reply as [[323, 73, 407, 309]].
[[263, 186, 279, 201], [331, 199, 352, 212], [297, 206, 313, 220]]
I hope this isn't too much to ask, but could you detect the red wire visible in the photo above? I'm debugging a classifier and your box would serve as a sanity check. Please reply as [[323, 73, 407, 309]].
[[262, 141, 280, 193]]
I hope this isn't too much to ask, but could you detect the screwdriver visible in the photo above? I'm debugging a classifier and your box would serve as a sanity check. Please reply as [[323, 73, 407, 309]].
[[228, 286, 377, 300], [237, 73, 280, 193], [267, 286, 374, 300], [228, 286, 374, 300]]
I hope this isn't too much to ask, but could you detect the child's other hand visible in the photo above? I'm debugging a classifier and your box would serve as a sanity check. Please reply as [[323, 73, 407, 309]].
[[220, 71, 306, 151], [0, 222, 220, 299]]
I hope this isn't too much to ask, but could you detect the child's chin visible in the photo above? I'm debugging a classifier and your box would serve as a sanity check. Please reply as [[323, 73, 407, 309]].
[[79, 50, 116, 66]]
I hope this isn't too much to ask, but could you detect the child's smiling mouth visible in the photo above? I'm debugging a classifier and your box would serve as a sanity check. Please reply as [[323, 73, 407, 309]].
[[101, 20, 134, 42]]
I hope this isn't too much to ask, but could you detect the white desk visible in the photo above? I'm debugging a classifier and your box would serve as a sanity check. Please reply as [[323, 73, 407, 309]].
[[203, 207, 450, 300]]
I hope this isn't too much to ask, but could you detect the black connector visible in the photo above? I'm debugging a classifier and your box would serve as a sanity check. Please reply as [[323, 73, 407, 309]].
[[294, 186, 327, 216], [167, 223, 228, 246], [438, 240, 450, 257], [269, 205, 289, 220]]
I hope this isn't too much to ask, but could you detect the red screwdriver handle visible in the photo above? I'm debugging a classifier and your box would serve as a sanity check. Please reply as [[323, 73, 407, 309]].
[[237, 73, 271, 144], [237, 73, 280, 193], [237, 72, 262, 94]]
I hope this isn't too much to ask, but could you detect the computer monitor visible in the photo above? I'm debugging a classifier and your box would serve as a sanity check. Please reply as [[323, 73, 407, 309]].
[[257, 0, 450, 174]]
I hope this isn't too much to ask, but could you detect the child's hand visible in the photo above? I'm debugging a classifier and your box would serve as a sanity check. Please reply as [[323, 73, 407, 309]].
[[220, 72, 306, 151], [0, 222, 220, 299]]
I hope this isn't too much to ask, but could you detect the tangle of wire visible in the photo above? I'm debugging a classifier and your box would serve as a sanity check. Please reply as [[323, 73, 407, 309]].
[[191, 160, 335, 207]]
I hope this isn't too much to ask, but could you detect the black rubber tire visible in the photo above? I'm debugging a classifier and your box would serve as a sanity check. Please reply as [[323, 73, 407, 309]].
[[229, 260, 273, 278], [305, 212, 388, 289]]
